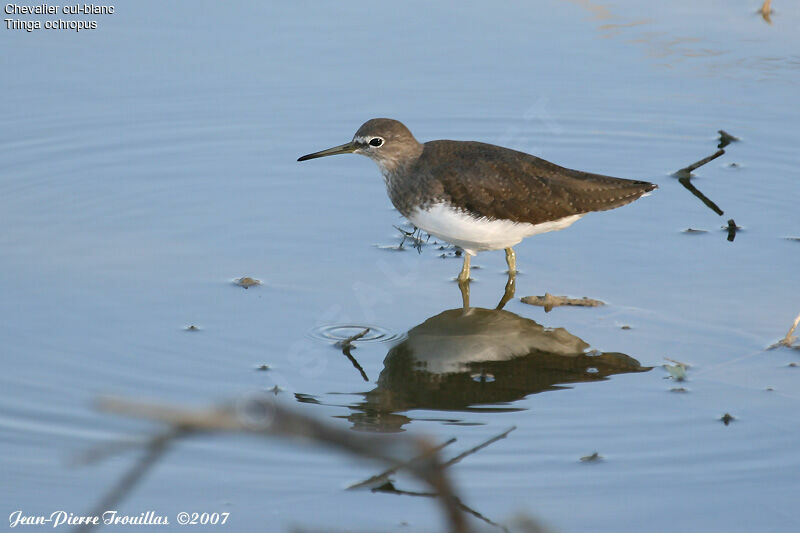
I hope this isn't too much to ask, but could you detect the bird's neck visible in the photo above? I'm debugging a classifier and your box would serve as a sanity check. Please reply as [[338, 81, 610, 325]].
[[373, 144, 424, 184]]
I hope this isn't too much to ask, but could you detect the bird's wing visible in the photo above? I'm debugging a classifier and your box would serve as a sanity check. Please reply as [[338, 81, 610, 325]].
[[419, 141, 656, 225]]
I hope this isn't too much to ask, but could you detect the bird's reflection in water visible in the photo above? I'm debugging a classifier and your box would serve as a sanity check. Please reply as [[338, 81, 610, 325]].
[[341, 295, 650, 432]]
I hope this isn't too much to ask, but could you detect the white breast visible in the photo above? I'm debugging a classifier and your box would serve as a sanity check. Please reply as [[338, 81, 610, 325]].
[[407, 203, 583, 255]]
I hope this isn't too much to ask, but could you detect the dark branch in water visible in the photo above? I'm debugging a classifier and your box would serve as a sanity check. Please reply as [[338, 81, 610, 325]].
[[336, 328, 370, 381], [725, 219, 740, 242], [676, 176, 725, 216], [674, 148, 725, 177], [718, 130, 740, 149]]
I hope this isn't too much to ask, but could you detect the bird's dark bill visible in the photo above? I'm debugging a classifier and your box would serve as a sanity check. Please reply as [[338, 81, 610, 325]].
[[297, 142, 356, 161]]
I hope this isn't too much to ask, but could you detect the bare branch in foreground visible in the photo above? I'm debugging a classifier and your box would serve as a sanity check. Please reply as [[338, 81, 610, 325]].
[[443, 426, 516, 469], [73, 429, 184, 533], [84, 395, 471, 533], [348, 437, 457, 490], [371, 482, 511, 533]]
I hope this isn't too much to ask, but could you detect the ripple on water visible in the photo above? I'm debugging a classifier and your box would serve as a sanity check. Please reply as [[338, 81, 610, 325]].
[[307, 324, 406, 345]]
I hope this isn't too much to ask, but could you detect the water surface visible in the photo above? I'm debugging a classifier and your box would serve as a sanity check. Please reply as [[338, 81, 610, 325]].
[[2, 1, 799, 531]]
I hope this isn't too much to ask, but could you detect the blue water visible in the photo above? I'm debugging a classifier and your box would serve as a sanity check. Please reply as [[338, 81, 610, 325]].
[[2, 1, 799, 531]]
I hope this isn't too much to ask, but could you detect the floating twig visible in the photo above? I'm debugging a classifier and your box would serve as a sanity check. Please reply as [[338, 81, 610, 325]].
[[580, 451, 602, 462], [335, 327, 370, 348], [336, 328, 370, 381], [520, 293, 605, 313], [674, 148, 726, 176], [672, 147, 727, 216]]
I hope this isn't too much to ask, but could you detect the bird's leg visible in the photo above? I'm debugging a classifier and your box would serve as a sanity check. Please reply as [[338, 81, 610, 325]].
[[457, 253, 471, 282], [458, 278, 470, 310], [496, 269, 516, 310], [504, 247, 517, 275]]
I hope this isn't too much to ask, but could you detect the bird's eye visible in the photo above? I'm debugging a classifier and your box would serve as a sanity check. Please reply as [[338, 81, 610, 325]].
[[369, 137, 383, 147]]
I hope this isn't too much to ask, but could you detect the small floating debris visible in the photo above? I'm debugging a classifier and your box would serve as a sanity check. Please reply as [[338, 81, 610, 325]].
[[664, 364, 687, 381], [670, 387, 689, 393], [759, 0, 773, 25], [663, 357, 691, 382], [375, 243, 406, 252], [718, 130, 740, 149], [185, 325, 200, 332], [520, 293, 605, 312], [789, 362, 798, 368], [725, 162, 741, 169], [725, 219, 741, 242], [720, 413, 735, 426], [785, 237, 800, 242], [439, 249, 463, 259], [254, 363, 271, 371], [580, 451, 602, 463], [683, 228, 708, 234], [620, 325, 631, 330], [234, 277, 261, 289]]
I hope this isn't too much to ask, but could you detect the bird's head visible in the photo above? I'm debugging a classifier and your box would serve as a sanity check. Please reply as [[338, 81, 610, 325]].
[[298, 118, 423, 176]]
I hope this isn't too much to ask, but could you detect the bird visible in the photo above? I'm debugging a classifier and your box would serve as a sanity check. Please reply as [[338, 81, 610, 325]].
[[298, 118, 655, 282]]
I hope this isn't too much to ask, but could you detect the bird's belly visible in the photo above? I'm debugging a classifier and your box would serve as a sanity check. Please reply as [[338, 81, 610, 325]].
[[407, 203, 583, 255]]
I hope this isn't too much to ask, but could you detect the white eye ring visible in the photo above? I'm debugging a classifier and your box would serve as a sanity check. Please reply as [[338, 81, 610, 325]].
[[369, 137, 384, 147]]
